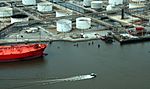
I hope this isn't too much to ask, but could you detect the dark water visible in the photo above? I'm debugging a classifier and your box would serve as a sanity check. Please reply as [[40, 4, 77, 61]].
[[0, 40, 150, 89]]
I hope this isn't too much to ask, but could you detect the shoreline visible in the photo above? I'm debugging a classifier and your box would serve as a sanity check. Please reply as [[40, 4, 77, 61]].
[[0, 37, 101, 45]]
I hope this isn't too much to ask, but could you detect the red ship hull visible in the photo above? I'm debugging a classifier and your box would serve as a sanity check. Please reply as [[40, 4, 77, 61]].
[[0, 44, 47, 62]]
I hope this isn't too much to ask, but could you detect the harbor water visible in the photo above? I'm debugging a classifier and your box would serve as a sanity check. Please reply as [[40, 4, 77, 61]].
[[0, 40, 150, 89]]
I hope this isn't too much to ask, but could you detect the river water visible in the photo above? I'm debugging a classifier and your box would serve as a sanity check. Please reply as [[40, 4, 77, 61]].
[[0, 40, 150, 89]]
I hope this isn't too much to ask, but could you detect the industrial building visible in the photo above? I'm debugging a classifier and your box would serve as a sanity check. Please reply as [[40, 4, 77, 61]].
[[0, 0, 150, 44]]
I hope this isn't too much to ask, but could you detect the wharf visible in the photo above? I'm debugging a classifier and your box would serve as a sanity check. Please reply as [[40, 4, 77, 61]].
[[0, 29, 111, 45], [0, 39, 50, 45], [113, 34, 150, 45]]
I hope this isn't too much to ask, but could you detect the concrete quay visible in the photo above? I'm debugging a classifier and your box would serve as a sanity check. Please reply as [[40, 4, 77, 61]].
[[113, 34, 150, 45], [0, 28, 111, 45]]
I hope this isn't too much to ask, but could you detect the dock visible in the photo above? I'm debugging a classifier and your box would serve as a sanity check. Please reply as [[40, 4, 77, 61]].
[[113, 34, 150, 45]]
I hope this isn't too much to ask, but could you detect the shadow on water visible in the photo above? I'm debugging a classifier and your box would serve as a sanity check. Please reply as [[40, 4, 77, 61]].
[[120, 41, 150, 46], [0, 57, 46, 68]]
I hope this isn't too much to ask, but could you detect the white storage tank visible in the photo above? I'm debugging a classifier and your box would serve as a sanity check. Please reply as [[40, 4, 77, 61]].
[[76, 17, 91, 30], [11, 14, 29, 23], [129, 3, 145, 8], [22, 0, 36, 5], [106, 5, 113, 11], [109, 0, 123, 6], [56, 10, 72, 17], [37, 2, 53, 12], [91, 1, 103, 9], [0, 7, 13, 17], [106, 5, 120, 11], [57, 19, 72, 32], [83, 0, 92, 7]]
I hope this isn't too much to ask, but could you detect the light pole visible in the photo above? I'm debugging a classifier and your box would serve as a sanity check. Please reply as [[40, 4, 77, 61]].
[[16, 34, 19, 41]]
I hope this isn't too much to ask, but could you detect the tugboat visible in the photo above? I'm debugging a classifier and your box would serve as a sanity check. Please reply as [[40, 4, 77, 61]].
[[0, 44, 47, 62]]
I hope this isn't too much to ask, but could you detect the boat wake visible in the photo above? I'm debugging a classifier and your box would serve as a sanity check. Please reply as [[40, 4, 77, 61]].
[[6, 73, 96, 89], [32, 74, 95, 84]]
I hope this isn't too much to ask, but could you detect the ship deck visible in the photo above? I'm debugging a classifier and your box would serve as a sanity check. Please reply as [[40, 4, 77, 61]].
[[0, 44, 45, 55]]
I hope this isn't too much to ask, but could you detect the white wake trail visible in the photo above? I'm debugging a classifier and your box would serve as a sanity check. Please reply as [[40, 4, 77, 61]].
[[32, 74, 95, 84], [6, 73, 96, 89]]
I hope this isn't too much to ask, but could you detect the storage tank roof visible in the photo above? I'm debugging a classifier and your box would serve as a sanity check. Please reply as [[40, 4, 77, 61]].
[[91, 1, 103, 3], [0, 7, 12, 11], [38, 2, 52, 5]]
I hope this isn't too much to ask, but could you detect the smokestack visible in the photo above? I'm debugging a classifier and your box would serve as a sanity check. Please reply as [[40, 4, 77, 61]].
[[121, 9, 125, 19]]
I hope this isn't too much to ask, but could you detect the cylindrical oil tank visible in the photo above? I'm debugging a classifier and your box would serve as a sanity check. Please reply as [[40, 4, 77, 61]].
[[83, 0, 92, 6], [37, 2, 52, 12], [91, 1, 103, 9], [11, 14, 29, 23], [106, 5, 119, 11], [109, 0, 123, 6], [57, 19, 72, 32], [0, 7, 13, 17], [76, 17, 91, 30], [129, 3, 143, 8], [56, 10, 72, 17], [106, 5, 113, 11], [22, 0, 36, 5]]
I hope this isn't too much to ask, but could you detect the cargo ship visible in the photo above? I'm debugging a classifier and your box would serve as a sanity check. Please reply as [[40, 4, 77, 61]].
[[0, 44, 47, 62]]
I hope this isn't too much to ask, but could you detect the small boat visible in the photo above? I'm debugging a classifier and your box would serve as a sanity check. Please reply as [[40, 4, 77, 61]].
[[90, 73, 97, 78], [0, 44, 47, 62], [100, 32, 114, 43], [100, 35, 113, 43]]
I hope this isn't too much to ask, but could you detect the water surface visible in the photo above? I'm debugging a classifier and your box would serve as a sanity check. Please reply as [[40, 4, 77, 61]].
[[0, 40, 150, 89]]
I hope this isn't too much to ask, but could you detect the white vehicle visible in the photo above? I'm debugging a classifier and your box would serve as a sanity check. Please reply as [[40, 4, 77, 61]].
[[25, 27, 39, 33]]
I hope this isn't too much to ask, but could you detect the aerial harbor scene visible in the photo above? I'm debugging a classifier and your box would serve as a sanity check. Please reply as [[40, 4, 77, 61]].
[[0, 0, 150, 89]]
